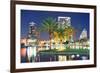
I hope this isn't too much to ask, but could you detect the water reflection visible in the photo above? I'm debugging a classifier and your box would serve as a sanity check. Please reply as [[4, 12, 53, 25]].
[[36, 53, 89, 62], [21, 45, 89, 63]]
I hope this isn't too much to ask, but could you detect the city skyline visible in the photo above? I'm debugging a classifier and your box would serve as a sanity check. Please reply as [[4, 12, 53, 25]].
[[21, 10, 90, 40]]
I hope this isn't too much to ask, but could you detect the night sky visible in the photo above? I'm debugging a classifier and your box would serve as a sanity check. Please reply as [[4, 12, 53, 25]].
[[21, 10, 89, 40]]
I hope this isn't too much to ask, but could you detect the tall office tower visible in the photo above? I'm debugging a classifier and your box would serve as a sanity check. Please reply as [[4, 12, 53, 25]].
[[27, 22, 38, 62], [28, 22, 37, 39], [58, 16, 71, 29]]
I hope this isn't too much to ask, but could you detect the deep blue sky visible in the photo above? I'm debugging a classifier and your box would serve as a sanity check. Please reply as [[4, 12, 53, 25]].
[[21, 10, 89, 40]]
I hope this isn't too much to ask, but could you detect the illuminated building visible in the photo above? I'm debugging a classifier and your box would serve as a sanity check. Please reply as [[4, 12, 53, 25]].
[[27, 22, 38, 62], [58, 16, 71, 29], [79, 28, 87, 40]]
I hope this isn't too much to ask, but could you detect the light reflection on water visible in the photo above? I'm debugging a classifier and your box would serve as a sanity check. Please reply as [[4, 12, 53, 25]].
[[21, 50, 89, 63], [21, 46, 89, 63]]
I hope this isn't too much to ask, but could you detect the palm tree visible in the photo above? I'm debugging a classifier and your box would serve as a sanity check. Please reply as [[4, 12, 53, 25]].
[[64, 26, 75, 49], [41, 17, 57, 50], [35, 27, 41, 52], [56, 27, 65, 51], [65, 26, 74, 40]]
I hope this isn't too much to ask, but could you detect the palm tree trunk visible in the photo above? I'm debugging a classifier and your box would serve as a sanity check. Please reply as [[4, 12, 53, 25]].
[[49, 32, 52, 50], [60, 39, 63, 51], [50, 37, 52, 50], [79, 40, 80, 49], [37, 32, 40, 52]]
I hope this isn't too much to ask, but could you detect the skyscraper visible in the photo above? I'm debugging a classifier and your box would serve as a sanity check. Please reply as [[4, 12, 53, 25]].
[[28, 22, 37, 39], [58, 16, 71, 29], [27, 21, 38, 46]]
